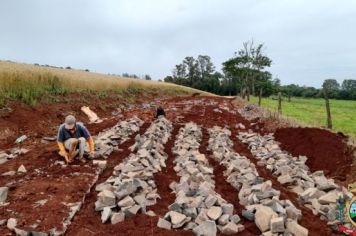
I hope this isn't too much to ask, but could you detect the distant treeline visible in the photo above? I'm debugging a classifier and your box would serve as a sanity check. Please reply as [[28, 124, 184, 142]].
[[282, 79, 356, 100], [163, 40, 356, 100]]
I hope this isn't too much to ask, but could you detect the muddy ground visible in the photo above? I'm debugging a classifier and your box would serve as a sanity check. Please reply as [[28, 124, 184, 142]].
[[0, 95, 353, 235]]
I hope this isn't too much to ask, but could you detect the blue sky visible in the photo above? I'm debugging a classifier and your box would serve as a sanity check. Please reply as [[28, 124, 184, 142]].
[[1, 0, 356, 87]]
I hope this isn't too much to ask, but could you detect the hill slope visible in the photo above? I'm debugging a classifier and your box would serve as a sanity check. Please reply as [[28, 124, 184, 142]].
[[0, 60, 211, 106]]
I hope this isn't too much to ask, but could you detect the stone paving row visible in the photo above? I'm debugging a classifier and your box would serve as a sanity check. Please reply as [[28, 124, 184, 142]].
[[157, 122, 243, 235], [91, 116, 143, 159], [238, 132, 354, 231], [208, 126, 308, 235], [95, 117, 173, 224]]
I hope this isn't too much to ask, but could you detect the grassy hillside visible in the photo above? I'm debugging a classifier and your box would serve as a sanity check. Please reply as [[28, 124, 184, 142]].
[[250, 96, 356, 137], [0, 60, 210, 106]]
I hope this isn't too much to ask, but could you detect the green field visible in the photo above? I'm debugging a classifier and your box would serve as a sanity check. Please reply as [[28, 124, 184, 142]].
[[250, 96, 356, 137]]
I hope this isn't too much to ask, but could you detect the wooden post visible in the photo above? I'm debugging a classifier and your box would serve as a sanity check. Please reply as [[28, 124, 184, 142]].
[[278, 92, 282, 114], [323, 88, 332, 129], [246, 86, 250, 101], [258, 88, 262, 106]]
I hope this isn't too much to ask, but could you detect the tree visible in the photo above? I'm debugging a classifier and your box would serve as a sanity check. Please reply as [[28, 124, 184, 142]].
[[183, 56, 200, 86], [144, 74, 152, 80], [197, 55, 215, 81], [222, 40, 272, 98], [322, 79, 340, 98], [251, 43, 272, 95]]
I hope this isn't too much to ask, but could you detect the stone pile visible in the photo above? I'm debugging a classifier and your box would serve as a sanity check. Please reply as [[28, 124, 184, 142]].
[[0, 148, 29, 165], [238, 131, 353, 230], [91, 117, 143, 158], [95, 117, 172, 224], [208, 127, 308, 235], [158, 123, 243, 235], [238, 104, 260, 121]]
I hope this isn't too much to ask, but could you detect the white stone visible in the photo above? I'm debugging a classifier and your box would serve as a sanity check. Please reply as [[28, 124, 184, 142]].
[[221, 222, 239, 234], [17, 165, 27, 173], [98, 190, 116, 206], [7, 218, 17, 231], [146, 210, 156, 217], [111, 212, 125, 224], [193, 220, 217, 236], [93, 160, 107, 169], [0, 187, 9, 203], [118, 196, 135, 208], [218, 214, 230, 225], [2, 171, 16, 176], [207, 206, 223, 220], [318, 191, 338, 204], [286, 220, 308, 236], [277, 174, 293, 184], [157, 218, 171, 230], [169, 211, 186, 225], [270, 217, 284, 233], [221, 203, 234, 215], [205, 194, 217, 208], [101, 207, 112, 223], [126, 205, 141, 216], [255, 206, 277, 232], [230, 214, 241, 224]]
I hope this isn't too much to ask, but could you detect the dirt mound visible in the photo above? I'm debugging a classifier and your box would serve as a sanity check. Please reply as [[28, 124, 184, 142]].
[[274, 127, 352, 182]]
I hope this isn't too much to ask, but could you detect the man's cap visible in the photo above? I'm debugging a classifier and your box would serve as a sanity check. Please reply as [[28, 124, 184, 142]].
[[64, 115, 76, 129]]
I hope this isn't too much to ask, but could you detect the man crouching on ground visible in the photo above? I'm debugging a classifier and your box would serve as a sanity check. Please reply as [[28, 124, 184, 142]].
[[57, 115, 95, 163]]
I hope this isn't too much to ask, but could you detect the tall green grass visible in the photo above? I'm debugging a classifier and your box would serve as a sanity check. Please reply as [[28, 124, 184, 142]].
[[0, 61, 211, 106], [250, 96, 356, 137]]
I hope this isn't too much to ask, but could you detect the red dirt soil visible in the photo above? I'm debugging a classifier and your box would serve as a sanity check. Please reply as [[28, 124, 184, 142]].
[[274, 127, 353, 182], [0, 95, 353, 236]]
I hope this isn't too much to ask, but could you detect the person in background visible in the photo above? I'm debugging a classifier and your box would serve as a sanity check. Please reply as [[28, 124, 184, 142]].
[[57, 115, 95, 163], [155, 104, 166, 118]]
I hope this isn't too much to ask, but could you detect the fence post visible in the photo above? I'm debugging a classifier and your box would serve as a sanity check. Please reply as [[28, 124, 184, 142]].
[[323, 88, 332, 129], [258, 88, 262, 106], [278, 92, 282, 114]]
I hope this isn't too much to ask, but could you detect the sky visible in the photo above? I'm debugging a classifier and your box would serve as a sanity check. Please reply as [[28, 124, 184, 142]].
[[1, 0, 356, 87]]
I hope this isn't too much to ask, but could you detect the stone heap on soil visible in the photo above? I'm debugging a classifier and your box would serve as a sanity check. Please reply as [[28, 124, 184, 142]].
[[91, 117, 143, 158], [0, 148, 29, 165], [238, 131, 353, 230], [208, 126, 307, 235], [237, 104, 260, 121], [158, 122, 243, 235], [95, 117, 172, 224]]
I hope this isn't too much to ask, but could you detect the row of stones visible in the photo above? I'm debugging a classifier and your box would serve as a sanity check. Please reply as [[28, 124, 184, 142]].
[[91, 116, 143, 159], [208, 126, 308, 236], [237, 132, 354, 230], [95, 117, 173, 224], [157, 122, 243, 235]]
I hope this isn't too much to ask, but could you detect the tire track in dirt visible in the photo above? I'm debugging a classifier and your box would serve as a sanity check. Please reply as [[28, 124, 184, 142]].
[[200, 128, 260, 236]]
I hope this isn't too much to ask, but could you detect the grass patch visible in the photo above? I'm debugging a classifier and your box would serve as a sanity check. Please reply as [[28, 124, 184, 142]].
[[250, 96, 356, 137], [0, 61, 211, 106]]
